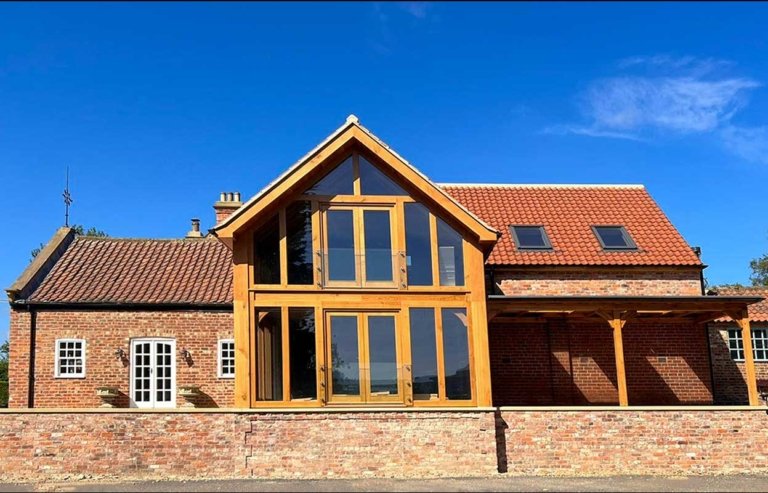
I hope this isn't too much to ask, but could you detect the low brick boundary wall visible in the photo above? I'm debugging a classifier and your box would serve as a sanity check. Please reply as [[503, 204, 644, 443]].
[[1, 407, 766, 482], [498, 408, 768, 476], [0, 409, 497, 482]]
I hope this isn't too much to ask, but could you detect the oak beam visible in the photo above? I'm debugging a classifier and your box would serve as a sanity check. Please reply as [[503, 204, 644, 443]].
[[232, 236, 252, 408], [727, 310, 760, 406]]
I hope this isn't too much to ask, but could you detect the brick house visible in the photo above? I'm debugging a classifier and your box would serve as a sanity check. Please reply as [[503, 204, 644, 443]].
[[5, 115, 764, 409]]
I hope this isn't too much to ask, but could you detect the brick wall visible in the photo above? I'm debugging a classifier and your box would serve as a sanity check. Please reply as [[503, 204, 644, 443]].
[[494, 267, 702, 296], [0, 410, 497, 482], [9, 309, 234, 408], [489, 319, 714, 406], [708, 324, 768, 404], [498, 409, 768, 475], [1, 408, 766, 482]]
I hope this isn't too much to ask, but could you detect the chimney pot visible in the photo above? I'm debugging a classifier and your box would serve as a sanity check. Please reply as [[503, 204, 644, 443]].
[[185, 218, 203, 238], [213, 191, 243, 224]]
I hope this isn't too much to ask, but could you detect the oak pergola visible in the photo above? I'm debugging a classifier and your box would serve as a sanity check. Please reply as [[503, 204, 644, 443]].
[[487, 295, 765, 407]]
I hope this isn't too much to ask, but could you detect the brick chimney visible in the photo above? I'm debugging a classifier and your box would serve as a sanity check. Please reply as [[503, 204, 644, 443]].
[[214, 192, 242, 224]]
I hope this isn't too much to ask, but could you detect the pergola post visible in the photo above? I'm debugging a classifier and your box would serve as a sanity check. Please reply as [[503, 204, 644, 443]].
[[728, 310, 760, 406], [599, 311, 633, 407]]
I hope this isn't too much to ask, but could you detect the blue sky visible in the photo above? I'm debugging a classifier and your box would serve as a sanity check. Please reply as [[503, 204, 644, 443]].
[[2, 2, 768, 341]]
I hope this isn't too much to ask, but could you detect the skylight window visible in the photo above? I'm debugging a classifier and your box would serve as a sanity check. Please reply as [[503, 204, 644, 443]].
[[593, 226, 637, 250], [511, 226, 552, 250]]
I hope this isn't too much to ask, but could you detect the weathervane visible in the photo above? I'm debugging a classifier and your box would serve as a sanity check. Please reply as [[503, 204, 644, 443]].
[[63, 166, 72, 227]]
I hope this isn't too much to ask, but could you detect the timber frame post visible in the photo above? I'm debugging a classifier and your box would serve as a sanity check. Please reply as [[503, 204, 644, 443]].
[[598, 310, 635, 407], [727, 310, 760, 406]]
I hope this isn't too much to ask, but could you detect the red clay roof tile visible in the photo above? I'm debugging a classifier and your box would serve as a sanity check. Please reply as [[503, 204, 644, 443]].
[[713, 287, 768, 323], [440, 185, 702, 267], [29, 236, 232, 304], [24, 184, 705, 304]]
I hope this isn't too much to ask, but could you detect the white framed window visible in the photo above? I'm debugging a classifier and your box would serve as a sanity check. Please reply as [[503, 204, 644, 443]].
[[218, 339, 235, 378], [55, 339, 86, 378], [728, 328, 768, 362]]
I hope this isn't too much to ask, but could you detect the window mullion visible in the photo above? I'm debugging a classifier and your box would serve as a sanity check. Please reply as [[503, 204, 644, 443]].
[[281, 307, 290, 402], [429, 213, 439, 288], [435, 307, 446, 401]]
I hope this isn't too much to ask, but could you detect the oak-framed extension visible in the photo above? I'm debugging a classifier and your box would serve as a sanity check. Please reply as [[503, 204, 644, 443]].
[[214, 119, 497, 409]]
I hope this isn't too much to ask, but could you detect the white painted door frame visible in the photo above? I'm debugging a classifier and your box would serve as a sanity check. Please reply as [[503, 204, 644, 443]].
[[129, 338, 176, 408]]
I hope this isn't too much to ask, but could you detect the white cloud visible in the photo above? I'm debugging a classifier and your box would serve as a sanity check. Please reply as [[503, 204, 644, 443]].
[[555, 56, 760, 142], [582, 76, 759, 134], [720, 125, 768, 165]]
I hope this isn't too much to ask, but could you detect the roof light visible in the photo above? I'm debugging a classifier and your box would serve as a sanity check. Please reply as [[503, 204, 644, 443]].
[[511, 226, 552, 250], [592, 226, 637, 250]]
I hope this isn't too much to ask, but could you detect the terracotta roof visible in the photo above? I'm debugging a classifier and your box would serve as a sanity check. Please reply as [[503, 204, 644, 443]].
[[440, 184, 702, 267], [28, 236, 233, 304], [713, 287, 768, 323]]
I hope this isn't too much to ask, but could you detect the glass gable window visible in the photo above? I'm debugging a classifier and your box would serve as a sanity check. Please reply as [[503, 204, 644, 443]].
[[437, 218, 465, 286], [409, 308, 439, 399], [511, 226, 552, 250], [288, 308, 317, 400], [254, 215, 281, 284], [359, 155, 407, 196], [404, 203, 433, 286], [593, 226, 637, 250], [286, 201, 314, 285], [304, 156, 354, 196]]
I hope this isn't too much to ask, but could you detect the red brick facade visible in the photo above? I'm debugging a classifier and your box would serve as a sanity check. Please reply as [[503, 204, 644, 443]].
[[494, 267, 703, 296], [489, 319, 714, 406], [708, 324, 768, 405], [1, 408, 766, 482], [9, 309, 234, 408]]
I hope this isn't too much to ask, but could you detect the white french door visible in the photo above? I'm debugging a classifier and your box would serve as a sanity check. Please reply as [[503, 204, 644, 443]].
[[130, 338, 176, 408]]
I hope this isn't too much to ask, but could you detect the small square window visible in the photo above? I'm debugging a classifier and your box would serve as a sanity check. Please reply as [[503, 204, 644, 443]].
[[727, 328, 768, 362], [218, 339, 235, 378], [592, 226, 637, 250], [511, 226, 552, 250], [55, 339, 85, 378]]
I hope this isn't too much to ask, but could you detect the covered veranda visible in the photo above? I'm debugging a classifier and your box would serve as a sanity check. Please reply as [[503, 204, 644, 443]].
[[487, 295, 764, 406]]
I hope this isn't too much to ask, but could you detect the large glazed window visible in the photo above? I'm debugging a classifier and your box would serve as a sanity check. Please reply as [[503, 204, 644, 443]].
[[404, 203, 433, 286], [359, 155, 407, 196], [409, 308, 438, 400], [304, 155, 354, 195], [437, 218, 465, 286], [363, 209, 393, 282], [329, 314, 361, 397], [442, 308, 471, 400], [326, 209, 357, 282], [286, 201, 314, 285], [254, 215, 281, 285], [288, 308, 317, 400], [255, 308, 283, 401]]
